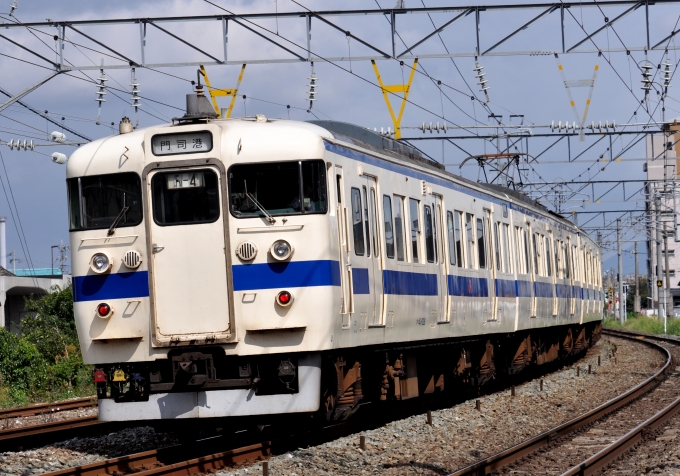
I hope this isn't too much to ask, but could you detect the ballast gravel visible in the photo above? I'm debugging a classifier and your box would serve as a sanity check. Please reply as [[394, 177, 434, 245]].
[[0, 404, 98, 432], [0, 336, 663, 476], [215, 337, 664, 476]]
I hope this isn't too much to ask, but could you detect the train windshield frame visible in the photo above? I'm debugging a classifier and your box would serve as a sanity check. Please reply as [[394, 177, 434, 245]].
[[228, 160, 328, 219], [67, 172, 143, 232]]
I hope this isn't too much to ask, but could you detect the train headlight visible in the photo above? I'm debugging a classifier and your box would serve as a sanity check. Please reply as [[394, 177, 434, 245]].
[[96, 302, 113, 318], [270, 240, 293, 261], [276, 290, 294, 307], [90, 252, 112, 274]]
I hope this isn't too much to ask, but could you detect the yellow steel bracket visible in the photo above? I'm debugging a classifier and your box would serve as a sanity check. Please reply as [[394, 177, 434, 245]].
[[371, 58, 418, 139], [200, 64, 247, 118]]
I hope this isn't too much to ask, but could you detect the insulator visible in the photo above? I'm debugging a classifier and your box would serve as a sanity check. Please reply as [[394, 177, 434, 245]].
[[51, 152, 67, 164], [442, 123, 448, 132], [420, 122, 426, 133], [436, 122, 440, 133], [28, 140, 34, 151], [558, 121, 563, 131], [611, 121, 616, 130], [473, 64, 484, 71], [479, 85, 490, 92], [551, 121, 556, 132], [51, 131, 66, 143], [477, 79, 488, 85], [7, 139, 13, 150], [429, 122, 433, 132], [387, 127, 392, 135]]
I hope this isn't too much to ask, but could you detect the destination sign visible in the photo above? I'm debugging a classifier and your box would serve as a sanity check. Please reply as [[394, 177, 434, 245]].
[[151, 131, 213, 156]]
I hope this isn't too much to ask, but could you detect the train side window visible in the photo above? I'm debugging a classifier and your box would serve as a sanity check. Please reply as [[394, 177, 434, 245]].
[[572, 245, 578, 281], [424, 205, 435, 263], [336, 174, 342, 203], [545, 236, 552, 277], [523, 228, 531, 275], [383, 195, 395, 259], [362, 186, 371, 257], [370, 188, 379, 258], [433, 204, 440, 264], [351, 188, 365, 256], [466, 213, 475, 269], [564, 242, 571, 279], [409, 198, 420, 263], [476, 218, 486, 269], [394, 196, 406, 261], [502, 223, 511, 273], [514, 227, 523, 274], [455, 211, 464, 267], [555, 240, 561, 278], [447, 211, 456, 266], [494, 223, 501, 271], [533, 233, 540, 276]]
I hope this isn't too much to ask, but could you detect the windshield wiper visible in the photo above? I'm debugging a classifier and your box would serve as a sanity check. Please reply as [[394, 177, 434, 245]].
[[107, 206, 130, 236], [244, 180, 275, 224]]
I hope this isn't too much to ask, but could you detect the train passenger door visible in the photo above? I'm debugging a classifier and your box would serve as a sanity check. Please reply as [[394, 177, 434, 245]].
[[527, 224, 537, 317], [348, 177, 383, 329], [335, 167, 351, 326], [433, 195, 448, 322], [567, 238, 575, 315], [366, 177, 384, 325], [485, 210, 497, 321], [147, 166, 231, 340]]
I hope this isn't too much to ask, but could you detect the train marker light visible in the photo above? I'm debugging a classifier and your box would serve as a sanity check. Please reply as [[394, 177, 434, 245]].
[[90, 252, 112, 274], [94, 369, 107, 383], [276, 290, 293, 307], [270, 239, 293, 261], [96, 302, 113, 318]]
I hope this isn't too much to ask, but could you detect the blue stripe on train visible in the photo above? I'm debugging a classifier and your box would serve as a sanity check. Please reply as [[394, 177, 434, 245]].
[[448, 275, 489, 297], [232, 259, 341, 291], [352, 268, 370, 294], [73, 271, 150, 302], [383, 270, 438, 295], [495, 278, 517, 298]]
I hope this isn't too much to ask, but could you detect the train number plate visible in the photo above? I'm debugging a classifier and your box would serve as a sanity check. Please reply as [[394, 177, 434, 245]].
[[166, 172, 205, 189], [151, 131, 213, 156]]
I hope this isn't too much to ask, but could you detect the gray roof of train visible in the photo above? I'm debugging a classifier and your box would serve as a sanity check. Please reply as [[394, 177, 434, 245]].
[[308, 120, 573, 230]]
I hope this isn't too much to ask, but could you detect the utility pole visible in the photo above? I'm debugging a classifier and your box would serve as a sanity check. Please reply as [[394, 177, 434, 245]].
[[634, 241, 640, 313], [617, 218, 624, 324], [665, 229, 671, 317], [657, 196, 664, 319]]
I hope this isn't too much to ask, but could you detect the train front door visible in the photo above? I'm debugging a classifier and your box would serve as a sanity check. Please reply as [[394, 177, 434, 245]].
[[147, 166, 231, 342]]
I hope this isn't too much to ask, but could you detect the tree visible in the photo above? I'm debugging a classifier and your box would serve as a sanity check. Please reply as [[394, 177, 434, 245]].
[[626, 276, 649, 313]]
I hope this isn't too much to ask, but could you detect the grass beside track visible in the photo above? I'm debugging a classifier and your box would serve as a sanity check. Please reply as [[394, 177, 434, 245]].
[[604, 313, 680, 336]]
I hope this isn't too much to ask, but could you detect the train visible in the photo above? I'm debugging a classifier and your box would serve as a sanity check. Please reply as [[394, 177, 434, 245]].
[[66, 87, 603, 424]]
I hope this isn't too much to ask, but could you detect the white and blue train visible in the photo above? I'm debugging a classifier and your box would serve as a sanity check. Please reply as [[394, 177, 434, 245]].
[[66, 90, 603, 423]]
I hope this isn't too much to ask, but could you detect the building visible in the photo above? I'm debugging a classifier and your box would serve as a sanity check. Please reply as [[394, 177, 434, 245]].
[[645, 118, 680, 315], [0, 218, 70, 333]]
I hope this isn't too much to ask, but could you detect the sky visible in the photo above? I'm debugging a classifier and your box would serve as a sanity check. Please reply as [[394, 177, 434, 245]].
[[0, 0, 678, 274]]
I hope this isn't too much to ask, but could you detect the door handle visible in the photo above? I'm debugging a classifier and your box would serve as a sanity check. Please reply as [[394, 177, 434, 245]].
[[152, 244, 165, 253]]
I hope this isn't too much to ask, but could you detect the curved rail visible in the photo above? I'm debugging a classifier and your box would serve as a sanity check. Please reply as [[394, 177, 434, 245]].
[[447, 328, 673, 476], [561, 329, 680, 476]]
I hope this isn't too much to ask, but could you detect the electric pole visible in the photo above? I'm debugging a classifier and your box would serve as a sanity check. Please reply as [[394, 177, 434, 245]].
[[634, 241, 640, 313], [656, 196, 664, 318], [618, 218, 624, 324]]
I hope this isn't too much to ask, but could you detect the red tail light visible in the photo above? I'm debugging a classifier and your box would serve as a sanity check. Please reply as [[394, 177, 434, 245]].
[[276, 290, 293, 307], [96, 303, 112, 317]]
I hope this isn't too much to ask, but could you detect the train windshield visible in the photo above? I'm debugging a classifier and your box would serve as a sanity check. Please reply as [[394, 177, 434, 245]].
[[229, 160, 327, 218], [67, 173, 143, 231]]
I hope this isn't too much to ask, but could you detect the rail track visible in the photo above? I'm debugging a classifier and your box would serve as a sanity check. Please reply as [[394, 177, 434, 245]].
[[36, 328, 672, 476], [448, 328, 680, 476], [0, 398, 129, 452], [0, 397, 96, 419]]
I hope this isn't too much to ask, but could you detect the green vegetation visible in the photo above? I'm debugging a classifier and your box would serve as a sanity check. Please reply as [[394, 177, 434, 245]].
[[604, 312, 680, 336], [0, 285, 93, 408]]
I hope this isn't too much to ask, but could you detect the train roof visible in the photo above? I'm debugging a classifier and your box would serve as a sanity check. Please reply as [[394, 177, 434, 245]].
[[308, 120, 554, 219]]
